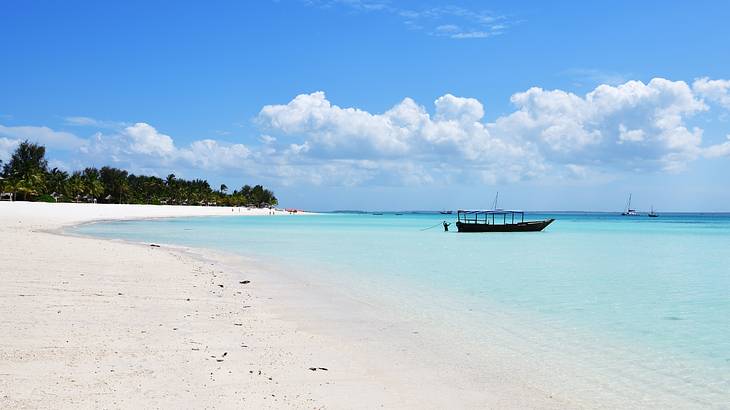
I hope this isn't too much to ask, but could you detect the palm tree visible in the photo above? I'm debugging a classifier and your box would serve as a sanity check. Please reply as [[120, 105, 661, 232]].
[[67, 171, 85, 202], [165, 174, 178, 204], [1, 177, 17, 201], [46, 168, 69, 200], [100, 166, 129, 203], [2, 142, 280, 207], [2, 140, 48, 200], [82, 168, 104, 202]]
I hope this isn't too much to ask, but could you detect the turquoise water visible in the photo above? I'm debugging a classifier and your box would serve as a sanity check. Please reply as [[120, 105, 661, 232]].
[[74, 212, 730, 404]]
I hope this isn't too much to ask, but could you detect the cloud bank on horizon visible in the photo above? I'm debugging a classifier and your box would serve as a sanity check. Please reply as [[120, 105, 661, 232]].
[[2, 77, 730, 186]]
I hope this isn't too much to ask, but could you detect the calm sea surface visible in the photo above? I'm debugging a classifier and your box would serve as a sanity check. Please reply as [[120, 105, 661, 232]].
[[74, 212, 730, 405]]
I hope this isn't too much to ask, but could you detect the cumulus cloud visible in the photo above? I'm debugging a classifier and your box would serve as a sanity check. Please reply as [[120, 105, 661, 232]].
[[182, 139, 251, 169], [0, 124, 87, 150], [258, 91, 413, 156], [618, 125, 645, 143], [704, 135, 730, 158], [258, 78, 717, 182], [82, 123, 252, 172], [125, 123, 176, 156], [693, 77, 730, 109], [490, 78, 707, 171], [0, 122, 253, 177], [258, 90, 541, 184], [4, 76, 730, 186], [0, 137, 19, 162]]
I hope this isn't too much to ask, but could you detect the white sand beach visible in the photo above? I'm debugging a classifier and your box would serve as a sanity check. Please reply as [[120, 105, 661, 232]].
[[1, 202, 582, 409]]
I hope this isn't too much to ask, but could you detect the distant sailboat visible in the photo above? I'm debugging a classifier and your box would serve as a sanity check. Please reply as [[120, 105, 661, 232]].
[[648, 205, 658, 218], [622, 194, 639, 216]]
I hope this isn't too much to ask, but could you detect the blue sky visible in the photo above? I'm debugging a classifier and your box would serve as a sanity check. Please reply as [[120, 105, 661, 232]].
[[2, 0, 730, 211]]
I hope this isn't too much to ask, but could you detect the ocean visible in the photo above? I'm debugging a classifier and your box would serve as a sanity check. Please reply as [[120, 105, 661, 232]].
[[73, 212, 730, 406]]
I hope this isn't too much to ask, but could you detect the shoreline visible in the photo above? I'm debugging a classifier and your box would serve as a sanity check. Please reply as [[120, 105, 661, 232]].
[[63, 222, 573, 408], [0, 202, 572, 408], [0, 203, 323, 408], [4, 202, 717, 408]]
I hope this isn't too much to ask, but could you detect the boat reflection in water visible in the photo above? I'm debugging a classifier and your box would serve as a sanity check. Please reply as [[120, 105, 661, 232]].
[[455, 210, 555, 233]]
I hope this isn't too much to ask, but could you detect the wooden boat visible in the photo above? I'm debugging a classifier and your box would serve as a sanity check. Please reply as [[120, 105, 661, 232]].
[[455, 210, 555, 233]]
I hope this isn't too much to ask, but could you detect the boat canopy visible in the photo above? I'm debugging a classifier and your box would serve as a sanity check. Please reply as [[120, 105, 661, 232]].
[[457, 209, 524, 214], [457, 209, 525, 225]]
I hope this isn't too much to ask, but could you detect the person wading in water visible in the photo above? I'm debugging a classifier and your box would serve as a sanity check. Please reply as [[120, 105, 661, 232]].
[[443, 221, 451, 232]]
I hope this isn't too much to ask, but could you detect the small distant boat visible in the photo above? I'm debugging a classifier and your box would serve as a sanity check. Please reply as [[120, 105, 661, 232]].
[[372, 212, 383, 215], [622, 194, 640, 216], [648, 206, 658, 218], [455, 210, 554, 232], [440, 210, 453, 215]]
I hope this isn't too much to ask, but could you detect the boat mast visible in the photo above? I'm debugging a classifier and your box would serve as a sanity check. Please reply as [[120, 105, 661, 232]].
[[492, 192, 499, 210], [626, 193, 632, 212]]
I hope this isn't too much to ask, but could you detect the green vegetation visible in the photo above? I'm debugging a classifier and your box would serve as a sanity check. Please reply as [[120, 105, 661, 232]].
[[0, 141, 278, 207]]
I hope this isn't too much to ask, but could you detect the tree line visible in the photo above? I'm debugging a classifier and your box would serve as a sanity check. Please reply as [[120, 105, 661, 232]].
[[0, 141, 278, 207]]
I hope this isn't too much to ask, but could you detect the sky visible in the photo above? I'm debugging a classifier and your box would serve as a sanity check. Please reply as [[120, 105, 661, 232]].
[[2, 0, 730, 211]]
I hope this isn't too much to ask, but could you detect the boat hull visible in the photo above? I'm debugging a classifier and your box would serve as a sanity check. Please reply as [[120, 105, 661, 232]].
[[456, 218, 555, 233]]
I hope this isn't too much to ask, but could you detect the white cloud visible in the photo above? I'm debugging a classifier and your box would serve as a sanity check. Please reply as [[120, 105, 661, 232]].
[[258, 91, 414, 156], [0, 121, 254, 178], [64, 116, 127, 129], [125, 123, 176, 156], [491, 78, 707, 171], [704, 134, 730, 158], [182, 139, 251, 170], [5, 76, 730, 187], [0, 137, 19, 162], [434, 94, 484, 122], [258, 91, 545, 184], [259, 78, 723, 184], [618, 125, 645, 143], [562, 68, 631, 86], [287, 141, 310, 155], [305, 1, 510, 40], [77, 123, 253, 174], [435, 24, 460, 33], [64, 116, 99, 126], [0, 124, 87, 149], [451, 32, 491, 39], [259, 134, 276, 144], [693, 77, 730, 109]]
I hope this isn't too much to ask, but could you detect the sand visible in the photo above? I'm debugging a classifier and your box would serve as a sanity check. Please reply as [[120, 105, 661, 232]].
[[0, 202, 579, 409]]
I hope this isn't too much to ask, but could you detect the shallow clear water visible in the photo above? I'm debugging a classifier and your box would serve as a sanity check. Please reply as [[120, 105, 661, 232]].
[[74, 212, 730, 405]]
